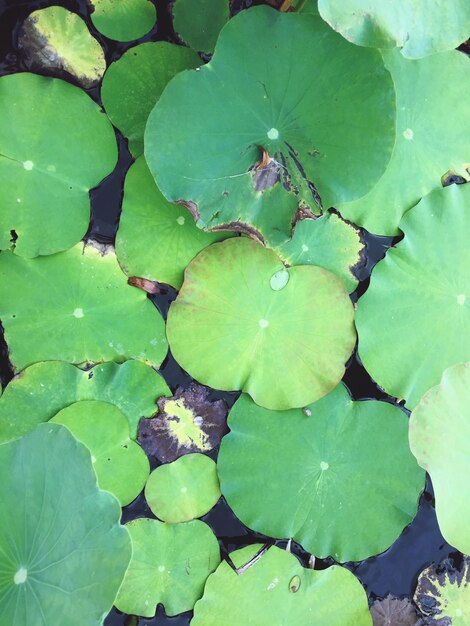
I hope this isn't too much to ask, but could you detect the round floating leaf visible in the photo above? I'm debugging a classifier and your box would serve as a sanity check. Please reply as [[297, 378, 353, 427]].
[[18, 6, 106, 88], [90, 0, 156, 41], [356, 183, 470, 409], [0, 423, 131, 626], [167, 237, 355, 410], [51, 400, 149, 506], [116, 157, 231, 288], [145, 6, 395, 246], [145, 453, 221, 522], [318, 0, 470, 58], [138, 382, 228, 462], [338, 48, 470, 235], [370, 595, 423, 626], [218, 385, 424, 562], [192, 545, 372, 626], [275, 212, 364, 292], [409, 363, 470, 554], [101, 42, 200, 156], [0, 242, 168, 372], [0, 73, 117, 257], [172, 0, 230, 54], [115, 518, 220, 617]]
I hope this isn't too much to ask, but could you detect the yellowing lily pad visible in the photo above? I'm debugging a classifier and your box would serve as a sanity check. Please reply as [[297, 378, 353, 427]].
[[90, 0, 156, 41]]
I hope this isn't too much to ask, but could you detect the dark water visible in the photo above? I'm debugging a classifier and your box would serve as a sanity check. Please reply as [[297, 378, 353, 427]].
[[0, 1, 457, 624]]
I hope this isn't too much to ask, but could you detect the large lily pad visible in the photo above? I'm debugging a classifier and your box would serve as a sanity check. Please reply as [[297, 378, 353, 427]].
[[172, 0, 230, 54], [192, 545, 372, 625], [101, 42, 200, 156], [0, 423, 131, 626], [167, 237, 356, 410], [0, 242, 168, 372], [115, 518, 220, 617], [356, 183, 470, 409], [115, 157, 230, 289], [218, 385, 424, 562], [409, 363, 470, 554], [0, 73, 117, 257], [318, 0, 470, 58], [89, 0, 156, 41], [145, 6, 395, 246], [338, 48, 470, 235]]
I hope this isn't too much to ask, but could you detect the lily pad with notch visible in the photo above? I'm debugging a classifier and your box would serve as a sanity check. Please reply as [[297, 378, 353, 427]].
[[172, 0, 230, 54], [89, 0, 156, 42]]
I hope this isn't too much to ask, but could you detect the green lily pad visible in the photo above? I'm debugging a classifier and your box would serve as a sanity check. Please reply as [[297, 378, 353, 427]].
[[409, 363, 470, 555], [356, 183, 470, 409], [0, 423, 131, 626], [218, 385, 424, 562], [0, 73, 117, 258], [338, 48, 470, 235], [101, 42, 200, 156], [318, 0, 470, 58], [192, 545, 372, 625], [145, 6, 395, 246], [275, 212, 364, 292], [172, 0, 230, 54], [89, 0, 156, 41], [145, 453, 220, 522], [18, 6, 106, 88], [115, 518, 220, 617], [167, 237, 355, 410], [51, 400, 149, 506], [115, 157, 231, 289], [414, 556, 470, 624], [0, 241, 168, 372]]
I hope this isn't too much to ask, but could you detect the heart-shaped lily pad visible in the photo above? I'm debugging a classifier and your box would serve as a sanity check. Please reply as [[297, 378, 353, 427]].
[[0, 73, 117, 257], [218, 385, 424, 562], [89, 0, 156, 41], [0, 242, 168, 372], [0, 423, 131, 626], [338, 48, 470, 235], [114, 518, 220, 617], [167, 237, 356, 410], [192, 545, 372, 625], [145, 453, 221, 522], [356, 183, 470, 409], [115, 157, 231, 289], [172, 0, 230, 54], [145, 6, 395, 246], [318, 0, 470, 58], [101, 43, 200, 156], [409, 362, 470, 554]]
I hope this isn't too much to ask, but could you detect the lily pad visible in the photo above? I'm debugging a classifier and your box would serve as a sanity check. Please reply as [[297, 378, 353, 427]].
[[138, 382, 228, 462], [101, 42, 200, 156], [338, 48, 470, 235], [18, 6, 106, 88], [218, 385, 424, 562], [192, 544, 372, 625], [318, 0, 470, 58], [145, 6, 395, 246], [167, 237, 355, 410], [51, 400, 149, 506], [0, 423, 131, 626], [0, 73, 117, 257], [145, 453, 221, 522], [115, 157, 231, 289], [172, 0, 230, 54], [89, 0, 156, 41], [356, 183, 470, 409], [275, 212, 365, 292], [409, 363, 470, 554], [0, 241, 168, 372], [115, 518, 220, 617], [370, 595, 423, 626]]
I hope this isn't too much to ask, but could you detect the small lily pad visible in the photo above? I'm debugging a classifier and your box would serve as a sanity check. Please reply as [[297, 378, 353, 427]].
[[89, 0, 156, 41], [172, 0, 230, 54], [192, 545, 372, 625], [18, 6, 106, 88], [145, 453, 221, 522], [0, 242, 168, 372], [0, 423, 131, 626], [167, 237, 356, 410], [370, 595, 423, 626], [114, 518, 220, 617]]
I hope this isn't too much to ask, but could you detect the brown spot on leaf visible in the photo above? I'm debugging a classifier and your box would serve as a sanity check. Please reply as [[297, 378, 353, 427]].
[[127, 276, 161, 294]]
